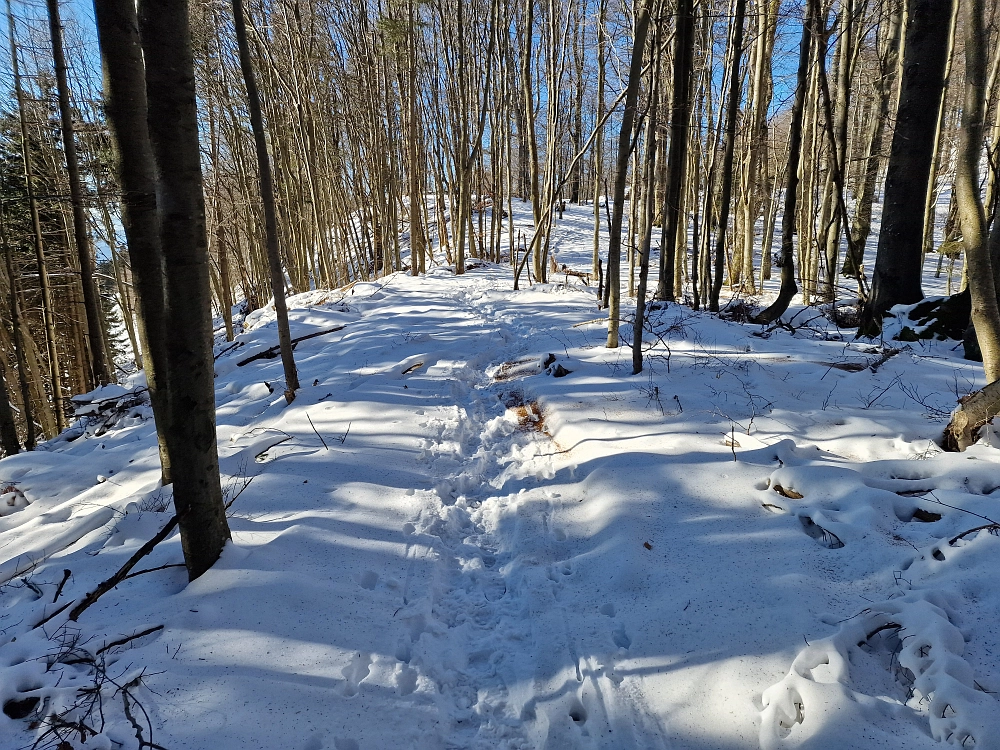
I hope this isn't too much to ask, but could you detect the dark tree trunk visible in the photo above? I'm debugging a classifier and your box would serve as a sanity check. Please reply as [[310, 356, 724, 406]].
[[1, 203, 34, 449], [93, 0, 172, 483], [46, 0, 111, 388], [752, 0, 816, 324], [0, 363, 19, 455], [708, 0, 747, 312], [655, 0, 696, 302], [861, 0, 953, 332], [138, 0, 232, 579], [232, 0, 299, 402]]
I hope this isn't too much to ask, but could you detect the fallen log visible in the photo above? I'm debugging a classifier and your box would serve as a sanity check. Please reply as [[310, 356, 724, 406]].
[[942, 378, 1000, 451], [237, 325, 345, 367]]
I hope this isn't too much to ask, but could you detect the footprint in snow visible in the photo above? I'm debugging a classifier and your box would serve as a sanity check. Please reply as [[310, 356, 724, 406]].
[[359, 570, 379, 590], [340, 653, 372, 698], [612, 625, 631, 650], [600, 603, 616, 617]]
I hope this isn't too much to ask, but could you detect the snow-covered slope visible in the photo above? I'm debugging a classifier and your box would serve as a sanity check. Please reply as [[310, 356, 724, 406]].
[[1, 208, 998, 750]]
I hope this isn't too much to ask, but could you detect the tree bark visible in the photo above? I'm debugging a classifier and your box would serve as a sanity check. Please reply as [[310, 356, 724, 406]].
[[232, 0, 300, 401], [6, 1, 65, 434], [93, 0, 173, 484], [861, 0, 953, 332], [46, 0, 111, 388], [655, 0, 696, 302], [708, 0, 747, 312], [955, 0, 1000, 381], [606, 0, 651, 348], [751, 0, 815, 325], [137, 0, 232, 579]]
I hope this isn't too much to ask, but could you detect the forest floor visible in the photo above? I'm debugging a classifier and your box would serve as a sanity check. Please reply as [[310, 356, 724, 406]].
[[1, 204, 999, 750]]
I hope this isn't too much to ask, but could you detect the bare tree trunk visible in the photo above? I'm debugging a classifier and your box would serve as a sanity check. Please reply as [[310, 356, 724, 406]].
[[7, 1, 66, 434], [843, 0, 902, 279], [607, 0, 651, 348], [752, 0, 815, 324], [708, 0, 747, 312], [46, 0, 111, 388], [655, 0, 695, 302], [232, 0, 300, 402], [861, 0, 953, 332], [1, 203, 35, 449], [632, 11, 661, 374], [138, 0, 232, 579], [955, 0, 1000, 381]]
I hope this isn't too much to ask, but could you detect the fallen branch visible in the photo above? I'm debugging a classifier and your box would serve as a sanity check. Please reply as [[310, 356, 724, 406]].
[[52, 568, 71, 603], [95, 624, 164, 657], [237, 325, 345, 367], [943, 378, 1000, 451], [949, 523, 1000, 545], [69, 515, 180, 621], [307, 413, 328, 450], [122, 563, 187, 581]]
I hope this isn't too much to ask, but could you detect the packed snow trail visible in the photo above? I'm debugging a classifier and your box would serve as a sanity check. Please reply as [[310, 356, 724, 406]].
[[1, 238, 998, 749]]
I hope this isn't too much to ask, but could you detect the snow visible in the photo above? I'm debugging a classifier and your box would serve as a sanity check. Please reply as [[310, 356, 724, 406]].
[[1, 203, 998, 750]]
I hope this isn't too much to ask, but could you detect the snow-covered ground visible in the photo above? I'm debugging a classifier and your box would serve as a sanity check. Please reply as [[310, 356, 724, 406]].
[[1, 204, 998, 750]]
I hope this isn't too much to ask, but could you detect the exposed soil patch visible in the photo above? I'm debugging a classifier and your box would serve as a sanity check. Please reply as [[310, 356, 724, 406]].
[[499, 389, 549, 435]]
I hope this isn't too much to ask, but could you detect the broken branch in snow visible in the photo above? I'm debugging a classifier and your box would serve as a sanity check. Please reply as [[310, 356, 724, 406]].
[[307, 413, 329, 450], [69, 515, 180, 621], [236, 325, 345, 367], [52, 568, 71, 603], [122, 563, 187, 581], [95, 624, 164, 656]]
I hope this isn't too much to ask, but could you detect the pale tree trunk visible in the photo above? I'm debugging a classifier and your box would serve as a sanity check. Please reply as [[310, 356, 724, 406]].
[[232, 0, 299, 402], [861, 0, 953, 332], [46, 0, 111, 388], [752, 0, 815, 324], [607, 0, 651, 348], [954, 0, 1000, 381], [407, 0, 426, 276]]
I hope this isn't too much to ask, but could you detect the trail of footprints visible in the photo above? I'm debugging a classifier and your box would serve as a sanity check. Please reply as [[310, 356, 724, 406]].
[[343, 287, 638, 746]]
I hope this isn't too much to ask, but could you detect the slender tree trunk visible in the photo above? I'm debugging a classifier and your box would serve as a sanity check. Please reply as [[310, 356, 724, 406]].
[[632, 12, 661, 374], [752, 0, 815, 324], [138, 0, 232, 578], [607, 0, 651, 348], [655, 0, 696, 302], [46, 0, 111, 388], [709, 0, 747, 312], [1, 203, 35, 449], [843, 0, 902, 278], [94, 0, 173, 485], [7, 1, 65, 434], [232, 0, 299, 402]]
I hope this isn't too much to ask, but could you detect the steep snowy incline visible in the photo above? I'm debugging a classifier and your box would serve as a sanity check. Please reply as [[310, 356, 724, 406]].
[[1, 252, 998, 750]]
